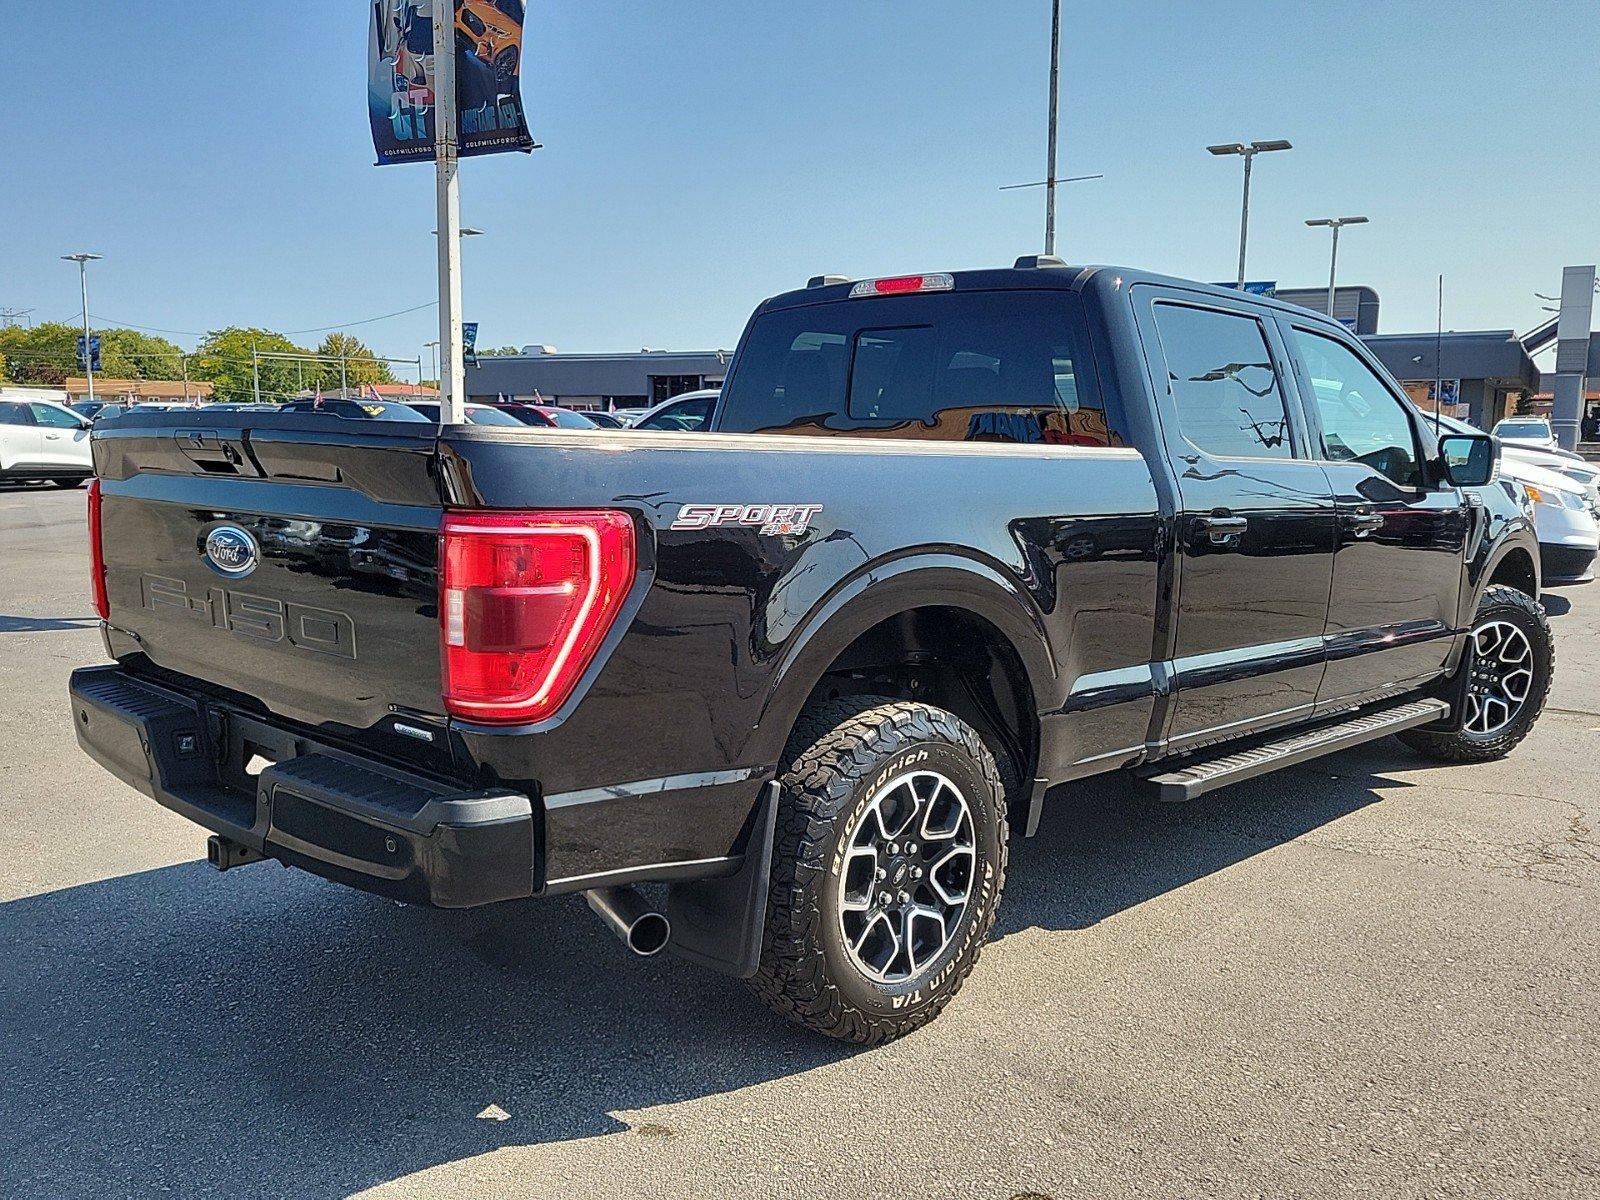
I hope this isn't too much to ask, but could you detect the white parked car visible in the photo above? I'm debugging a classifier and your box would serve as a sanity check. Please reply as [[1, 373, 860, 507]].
[[1491, 416, 1558, 450], [0, 398, 95, 487], [628, 389, 720, 432], [1433, 411, 1596, 583]]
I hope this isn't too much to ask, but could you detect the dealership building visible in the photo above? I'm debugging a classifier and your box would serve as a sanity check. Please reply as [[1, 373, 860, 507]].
[[463, 347, 733, 411]]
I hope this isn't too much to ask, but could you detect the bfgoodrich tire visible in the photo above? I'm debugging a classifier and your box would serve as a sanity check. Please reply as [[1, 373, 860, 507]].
[[1400, 584, 1554, 763], [747, 697, 1008, 1044]]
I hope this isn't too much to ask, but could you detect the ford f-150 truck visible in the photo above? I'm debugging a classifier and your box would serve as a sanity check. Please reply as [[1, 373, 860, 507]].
[[70, 260, 1554, 1043]]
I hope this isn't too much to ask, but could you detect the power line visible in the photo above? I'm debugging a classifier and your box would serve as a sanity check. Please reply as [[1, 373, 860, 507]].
[[86, 300, 440, 340]]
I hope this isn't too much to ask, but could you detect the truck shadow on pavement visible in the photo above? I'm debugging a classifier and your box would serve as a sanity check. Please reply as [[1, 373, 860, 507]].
[[1, 746, 1408, 1199]]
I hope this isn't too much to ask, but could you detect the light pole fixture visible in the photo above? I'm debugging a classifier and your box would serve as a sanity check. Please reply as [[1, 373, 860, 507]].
[[61, 253, 103, 404], [1305, 216, 1368, 324], [1207, 140, 1292, 288]]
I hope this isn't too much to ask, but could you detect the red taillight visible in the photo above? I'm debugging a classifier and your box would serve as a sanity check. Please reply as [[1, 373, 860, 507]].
[[439, 509, 636, 725], [848, 272, 955, 298], [87, 477, 109, 621]]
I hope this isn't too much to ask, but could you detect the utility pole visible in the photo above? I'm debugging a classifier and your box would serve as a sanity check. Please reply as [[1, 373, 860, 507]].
[[181, 354, 191, 403], [1044, 0, 1061, 256], [0, 307, 33, 328], [251, 341, 261, 404], [62, 253, 102, 403], [340, 350, 348, 398], [425, 340, 440, 387], [1305, 216, 1368, 323], [1207, 140, 1292, 288], [433, 3, 466, 424]]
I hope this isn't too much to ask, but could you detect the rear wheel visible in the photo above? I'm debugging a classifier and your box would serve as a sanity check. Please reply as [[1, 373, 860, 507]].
[[748, 697, 1008, 1044], [1400, 585, 1553, 763]]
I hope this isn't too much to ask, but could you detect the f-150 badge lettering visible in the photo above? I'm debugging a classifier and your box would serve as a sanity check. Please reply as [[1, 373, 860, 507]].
[[671, 503, 823, 536]]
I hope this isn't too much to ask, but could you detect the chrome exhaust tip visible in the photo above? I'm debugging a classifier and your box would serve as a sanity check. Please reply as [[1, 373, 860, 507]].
[[584, 886, 671, 956]]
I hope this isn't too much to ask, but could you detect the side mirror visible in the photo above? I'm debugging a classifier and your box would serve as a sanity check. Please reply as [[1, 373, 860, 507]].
[[1438, 432, 1496, 487]]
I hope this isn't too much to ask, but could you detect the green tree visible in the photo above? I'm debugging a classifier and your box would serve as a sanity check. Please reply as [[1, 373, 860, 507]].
[[0, 322, 183, 386], [476, 346, 522, 357], [315, 332, 395, 390], [190, 328, 312, 403]]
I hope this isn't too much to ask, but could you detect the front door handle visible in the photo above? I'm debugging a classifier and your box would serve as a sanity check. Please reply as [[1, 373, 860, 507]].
[[1196, 513, 1249, 543], [1343, 511, 1385, 537]]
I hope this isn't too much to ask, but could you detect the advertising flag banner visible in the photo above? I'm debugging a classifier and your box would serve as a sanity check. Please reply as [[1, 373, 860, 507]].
[[462, 322, 479, 362], [369, 1, 533, 165]]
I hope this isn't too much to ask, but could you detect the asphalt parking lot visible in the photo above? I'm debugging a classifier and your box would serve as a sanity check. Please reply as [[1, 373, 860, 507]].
[[1, 481, 1596, 1200]]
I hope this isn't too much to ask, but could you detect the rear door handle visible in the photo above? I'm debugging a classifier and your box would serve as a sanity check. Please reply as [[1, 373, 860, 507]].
[[1196, 514, 1249, 543], [1343, 511, 1385, 537]]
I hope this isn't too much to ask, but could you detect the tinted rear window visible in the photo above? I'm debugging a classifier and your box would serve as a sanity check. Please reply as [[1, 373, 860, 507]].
[[716, 290, 1119, 446]]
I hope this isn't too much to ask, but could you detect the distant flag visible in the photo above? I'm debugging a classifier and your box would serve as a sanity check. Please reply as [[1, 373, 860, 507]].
[[313, 386, 324, 410], [364, 383, 384, 404], [533, 389, 545, 403]]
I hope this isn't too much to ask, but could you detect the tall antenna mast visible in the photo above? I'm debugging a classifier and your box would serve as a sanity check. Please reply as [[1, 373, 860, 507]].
[[1434, 275, 1444, 436], [1044, 0, 1061, 255]]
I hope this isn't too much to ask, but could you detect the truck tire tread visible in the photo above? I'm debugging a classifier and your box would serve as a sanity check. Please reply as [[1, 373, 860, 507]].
[[747, 696, 1008, 1045]]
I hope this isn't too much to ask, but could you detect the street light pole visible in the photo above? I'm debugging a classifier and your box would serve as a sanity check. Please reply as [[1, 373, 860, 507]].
[[62, 253, 102, 404], [1044, 0, 1061, 256], [433, 5, 466, 425], [1207, 140, 1292, 288], [1305, 216, 1369, 323]]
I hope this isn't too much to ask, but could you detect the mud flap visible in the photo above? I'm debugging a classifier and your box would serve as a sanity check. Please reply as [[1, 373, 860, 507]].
[[665, 781, 779, 979]]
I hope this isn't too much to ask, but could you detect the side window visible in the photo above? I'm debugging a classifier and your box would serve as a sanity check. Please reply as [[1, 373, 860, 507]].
[[0, 402, 35, 427], [32, 404, 82, 428], [718, 291, 1121, 446], [1151, 303, 1294, 460], [1290, 328, 1421, 488], [638, 395, 714, 431]]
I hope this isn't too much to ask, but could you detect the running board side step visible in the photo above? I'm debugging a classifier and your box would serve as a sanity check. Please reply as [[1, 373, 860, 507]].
[[1141, 698, 1450, 802]]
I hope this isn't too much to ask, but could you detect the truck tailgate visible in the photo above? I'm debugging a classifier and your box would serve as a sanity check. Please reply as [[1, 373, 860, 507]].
[[92, 415, 445, 731]]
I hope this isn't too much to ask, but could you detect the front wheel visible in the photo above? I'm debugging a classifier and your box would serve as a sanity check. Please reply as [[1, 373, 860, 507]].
[[1400, 584, 1553, 763], [748, 697, 1009, 1044]]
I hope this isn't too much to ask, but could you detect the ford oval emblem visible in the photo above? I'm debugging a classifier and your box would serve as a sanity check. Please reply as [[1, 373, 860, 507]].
[[204, 525, 260, 577]]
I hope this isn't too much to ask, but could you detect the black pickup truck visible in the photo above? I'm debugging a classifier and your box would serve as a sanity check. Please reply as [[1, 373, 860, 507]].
[[70, 261, 1553, 1043]]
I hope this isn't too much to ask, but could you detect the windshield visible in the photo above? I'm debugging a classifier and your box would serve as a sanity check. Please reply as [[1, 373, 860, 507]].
[[545, 408, 598, 429], [1495, 420, 1549, 437]]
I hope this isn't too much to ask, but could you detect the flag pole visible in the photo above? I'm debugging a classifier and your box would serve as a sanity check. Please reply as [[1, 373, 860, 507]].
[[433, 2, 466, 425]]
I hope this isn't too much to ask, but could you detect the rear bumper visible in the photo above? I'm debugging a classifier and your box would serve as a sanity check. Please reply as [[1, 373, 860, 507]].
[[69, 665, 534, 907]]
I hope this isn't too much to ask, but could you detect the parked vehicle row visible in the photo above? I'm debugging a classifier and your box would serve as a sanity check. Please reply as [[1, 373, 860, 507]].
[[71, 259, 1556, 1045], [1434, 411, 1598, 584], [0, 398, 94, 485]]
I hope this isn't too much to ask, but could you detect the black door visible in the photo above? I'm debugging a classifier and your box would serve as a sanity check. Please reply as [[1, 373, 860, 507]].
[[1134, 289, 1338, 748], [1280, 323, 1470, 707]]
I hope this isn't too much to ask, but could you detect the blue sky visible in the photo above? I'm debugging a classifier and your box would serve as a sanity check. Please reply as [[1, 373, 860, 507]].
[[5, 1, 1597, 368]]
